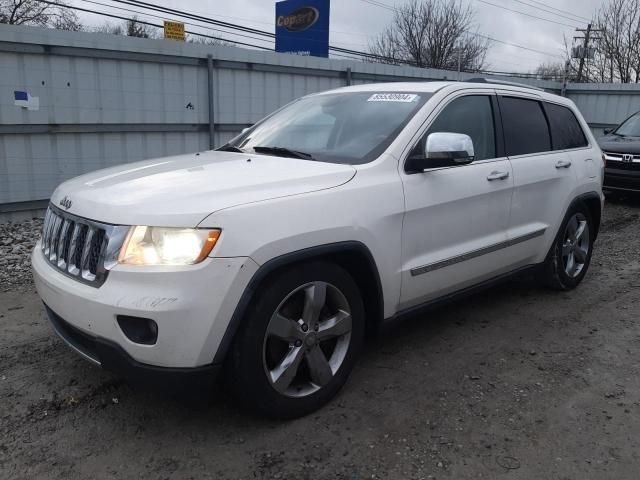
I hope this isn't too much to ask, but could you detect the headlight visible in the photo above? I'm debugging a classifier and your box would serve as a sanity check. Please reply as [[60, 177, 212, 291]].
[[118, 227, 220, 266]]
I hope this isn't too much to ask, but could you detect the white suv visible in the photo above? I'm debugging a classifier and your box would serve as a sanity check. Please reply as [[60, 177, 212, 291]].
[[32, 81, 603, 418]]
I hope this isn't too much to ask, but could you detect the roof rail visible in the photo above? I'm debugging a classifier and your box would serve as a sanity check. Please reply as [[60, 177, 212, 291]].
[[466, 77, 545, 92]]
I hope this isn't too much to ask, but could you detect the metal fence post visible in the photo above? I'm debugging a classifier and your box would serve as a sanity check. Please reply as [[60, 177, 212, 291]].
[[207, 54, 215, 150]]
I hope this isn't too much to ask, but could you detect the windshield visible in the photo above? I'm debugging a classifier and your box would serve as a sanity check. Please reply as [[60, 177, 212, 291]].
[[615, 112, 640, 136], [224, 92, 430, 164]]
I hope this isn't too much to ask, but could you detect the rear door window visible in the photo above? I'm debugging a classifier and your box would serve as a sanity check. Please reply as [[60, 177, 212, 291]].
[[544, 102, 588, 150], [499, 97, 551, 156]]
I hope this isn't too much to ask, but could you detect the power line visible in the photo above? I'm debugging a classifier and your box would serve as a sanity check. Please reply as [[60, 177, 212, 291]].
[[98, 0, 371, 49], [80, 0, 367, 58], [117, 2, 374, 40], [37, 0, 274, 49], [358, 0, 396, 13], [108, 0, 276, 38], [79, 0, 275, 47], [65, 1, 368, 59], [107, 0, 432, 63], [355, 0, 564, 59], [40, 0, 398, 63], [474, 0, 581, 28], [110, 0, 566, 64], [472, 31, 564, 58], [521, 0, 592, 23], [361, 0, 592, 28], [506, 0, 590, 24], [97, 0, 570, 67], [106, 0, 378, 55], [80, 0, 370, 50], [40, 0, 561, 75]]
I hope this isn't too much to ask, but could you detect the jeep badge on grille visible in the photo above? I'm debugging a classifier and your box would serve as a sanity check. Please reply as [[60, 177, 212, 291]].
[[59, 196, 72, 210]]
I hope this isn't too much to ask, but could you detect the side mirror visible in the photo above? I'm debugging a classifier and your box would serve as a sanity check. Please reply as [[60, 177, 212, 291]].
[[241, 127, 251, 134], [603, 127, 613, 135], [406, 132, 475, 173]]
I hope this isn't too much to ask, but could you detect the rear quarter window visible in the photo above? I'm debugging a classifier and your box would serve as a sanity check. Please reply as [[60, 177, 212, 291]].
[[544, 102, 589, 150], [499, 96, 552, 156]]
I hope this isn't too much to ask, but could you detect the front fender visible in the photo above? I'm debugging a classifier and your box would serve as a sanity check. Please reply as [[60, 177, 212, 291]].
[[210, 241, 384, 364]]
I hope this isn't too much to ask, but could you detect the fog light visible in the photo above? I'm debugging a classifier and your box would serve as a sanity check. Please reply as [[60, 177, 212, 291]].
[[117, 315, 158, 345]]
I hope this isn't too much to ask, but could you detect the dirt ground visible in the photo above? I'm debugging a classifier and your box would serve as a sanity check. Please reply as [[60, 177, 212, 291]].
[[1, 198, 640, 480]]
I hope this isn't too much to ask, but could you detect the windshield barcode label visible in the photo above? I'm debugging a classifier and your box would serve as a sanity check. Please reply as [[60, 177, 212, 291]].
[[367, 93, 419, 103]]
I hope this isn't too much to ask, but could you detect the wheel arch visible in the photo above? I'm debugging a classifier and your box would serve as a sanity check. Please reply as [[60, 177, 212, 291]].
[[212, 241, 384, 364], [570, 191, 602, 240]]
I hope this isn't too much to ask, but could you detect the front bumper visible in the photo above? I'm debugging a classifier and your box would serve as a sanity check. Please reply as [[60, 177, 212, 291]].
[[33, 242, 259, 368], [604, 166, 640, 192], [45, 304, 221, 391]]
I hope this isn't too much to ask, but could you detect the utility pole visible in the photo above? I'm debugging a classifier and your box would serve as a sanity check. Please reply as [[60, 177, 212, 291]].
[[574, 24, 603, 83], [456, 41, 463, 81], [561, 59, 570, 97]]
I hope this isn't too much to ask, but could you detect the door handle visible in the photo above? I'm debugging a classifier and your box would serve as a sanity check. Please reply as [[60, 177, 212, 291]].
[[555, 160, 572, 169], [486, 171, 510, 181]]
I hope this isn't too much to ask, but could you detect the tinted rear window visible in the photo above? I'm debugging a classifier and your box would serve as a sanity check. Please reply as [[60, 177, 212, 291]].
[[545, 103, 588, 149], [500, 97, 551, 156]]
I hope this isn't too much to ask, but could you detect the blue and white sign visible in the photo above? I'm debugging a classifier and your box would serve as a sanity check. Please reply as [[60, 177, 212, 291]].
[[14, 90, 39, 111], [275, 0, 330, 58]]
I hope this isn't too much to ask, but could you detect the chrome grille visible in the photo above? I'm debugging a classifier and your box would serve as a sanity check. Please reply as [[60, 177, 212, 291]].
[[40, 206, 129, 287], [603, 151, 640, 170]]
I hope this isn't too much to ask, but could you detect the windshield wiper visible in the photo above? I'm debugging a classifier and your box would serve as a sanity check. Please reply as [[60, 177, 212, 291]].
[[217, 145, 245, 153], [252, 146, 315, 160]]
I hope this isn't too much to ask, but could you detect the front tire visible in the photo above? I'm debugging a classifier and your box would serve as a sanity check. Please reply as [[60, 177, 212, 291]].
[[229, 261, 365, 419], [540, 203, 594, 290]]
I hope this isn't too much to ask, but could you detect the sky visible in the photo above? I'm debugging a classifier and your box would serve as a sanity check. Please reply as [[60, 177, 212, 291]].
[[69, 0, 606, 73]]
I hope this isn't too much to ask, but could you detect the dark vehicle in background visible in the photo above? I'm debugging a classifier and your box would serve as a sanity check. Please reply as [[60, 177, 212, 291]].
[[599, 111, 640, 193]]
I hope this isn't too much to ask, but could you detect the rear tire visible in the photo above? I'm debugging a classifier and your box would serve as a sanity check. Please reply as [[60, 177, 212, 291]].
[[228, 261, 365, 419], [540, 203, 594, 290]]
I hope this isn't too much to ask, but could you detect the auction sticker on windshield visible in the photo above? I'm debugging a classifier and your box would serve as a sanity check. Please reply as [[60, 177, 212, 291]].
[[367, 93, 419, 102]]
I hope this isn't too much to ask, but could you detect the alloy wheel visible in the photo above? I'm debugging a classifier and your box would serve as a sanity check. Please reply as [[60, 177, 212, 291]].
[[262, 281, 352, 398], [561, 212, 590, 278]]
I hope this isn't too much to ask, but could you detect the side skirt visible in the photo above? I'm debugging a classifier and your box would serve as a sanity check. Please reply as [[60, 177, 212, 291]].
[[383, 264, 538, 326]]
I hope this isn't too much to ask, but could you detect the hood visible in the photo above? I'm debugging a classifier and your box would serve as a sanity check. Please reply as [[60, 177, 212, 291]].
[[598, 134, 640, 155], [50, 151, 357, 227]]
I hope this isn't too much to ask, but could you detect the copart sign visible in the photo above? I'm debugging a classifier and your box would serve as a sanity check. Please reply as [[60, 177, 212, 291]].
[[275, 0, 330, 58]]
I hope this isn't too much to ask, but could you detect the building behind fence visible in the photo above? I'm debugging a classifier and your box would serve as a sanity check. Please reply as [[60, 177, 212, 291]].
[[2, 24, 640, 218]]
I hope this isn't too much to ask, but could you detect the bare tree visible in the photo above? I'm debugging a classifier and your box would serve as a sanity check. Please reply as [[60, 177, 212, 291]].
[[52, 7, 82, 31], [0, 0, 81, 29], [560, 0, 640, 83], [594, 0, 640, 83], [532, 61, 567, 81], [536, 30, 615, 84], [92, 16, 158, 38], [92, 21, 124, 36], [368, 0, 490, 72], [187, 34, 233, 46], [125, 16, 156, 38]]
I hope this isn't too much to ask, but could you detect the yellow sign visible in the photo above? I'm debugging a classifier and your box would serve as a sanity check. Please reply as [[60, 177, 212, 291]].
[[164, 21, 185, 41]]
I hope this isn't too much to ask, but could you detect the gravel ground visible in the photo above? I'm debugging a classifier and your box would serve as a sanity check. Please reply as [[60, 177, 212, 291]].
[[1, 199, 640, 479], [0, 218, 42, 293]]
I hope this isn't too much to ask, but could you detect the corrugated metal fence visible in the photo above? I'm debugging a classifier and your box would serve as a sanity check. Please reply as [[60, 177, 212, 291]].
[[565, 83, 640, 137], [2, 24, 640, 215]]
